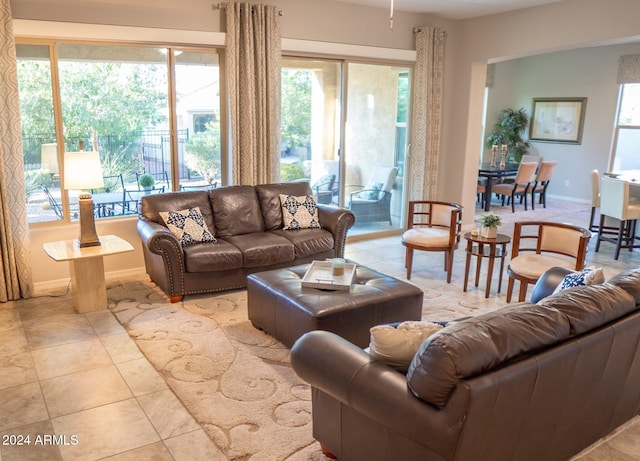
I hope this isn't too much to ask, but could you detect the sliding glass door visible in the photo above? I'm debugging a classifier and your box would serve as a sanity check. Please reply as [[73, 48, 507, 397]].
[[281, 57, 411, 237], [280, 58, 342, 203], [342, 62, 410, 235]]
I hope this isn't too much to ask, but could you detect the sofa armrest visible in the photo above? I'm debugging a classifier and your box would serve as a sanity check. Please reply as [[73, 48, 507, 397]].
[[529, 266, 574, 303], [137, 218, 180, 254], [291, 330, 462, 456], [136, 217, 186, 298], [317, 204, 355, 257]]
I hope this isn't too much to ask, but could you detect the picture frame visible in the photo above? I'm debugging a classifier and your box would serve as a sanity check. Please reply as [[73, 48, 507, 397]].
[[529, 97, 587, 144]]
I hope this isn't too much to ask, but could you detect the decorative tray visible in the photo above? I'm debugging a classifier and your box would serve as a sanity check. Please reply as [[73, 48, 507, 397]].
[[301, 260, 357, 291]]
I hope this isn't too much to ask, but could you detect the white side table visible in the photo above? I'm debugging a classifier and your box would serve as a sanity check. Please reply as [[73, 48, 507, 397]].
[[43, 234, 134, 313]]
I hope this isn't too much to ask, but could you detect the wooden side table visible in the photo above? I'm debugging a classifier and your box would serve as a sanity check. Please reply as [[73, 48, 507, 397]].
[[43, 234, 134, 313], [463, 232, 511, 298]]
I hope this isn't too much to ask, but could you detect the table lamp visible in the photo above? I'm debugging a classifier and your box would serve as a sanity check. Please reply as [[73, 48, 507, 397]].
[[63, 151, 104, 248], [40, 143, 59, 176]]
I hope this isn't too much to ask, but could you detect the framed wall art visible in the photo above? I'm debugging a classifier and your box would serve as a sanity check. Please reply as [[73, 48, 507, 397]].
[[529, 97, 587, 144]]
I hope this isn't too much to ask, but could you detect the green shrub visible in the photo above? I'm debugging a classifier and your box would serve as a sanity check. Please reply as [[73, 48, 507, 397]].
[[280, 163, 307, 182]]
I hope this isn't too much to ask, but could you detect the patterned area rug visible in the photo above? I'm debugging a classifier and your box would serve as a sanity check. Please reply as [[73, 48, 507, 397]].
[[108, 279, 325, 460]]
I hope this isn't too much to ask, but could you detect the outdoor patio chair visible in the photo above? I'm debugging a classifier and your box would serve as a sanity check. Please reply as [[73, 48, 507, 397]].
[[311, 174, 336, 204], [346, 165, 398, 225]]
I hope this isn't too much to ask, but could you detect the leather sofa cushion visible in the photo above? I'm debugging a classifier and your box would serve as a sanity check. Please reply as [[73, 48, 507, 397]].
[[140, 191, 215, 234], [272, 228, 334, 258], [537, 283, 636, 335], [607, 268, 640, 304], [223, 232, 295, 268], [183, 239, 243, 273], [406, 303, 570, 409], [210, 185, 264, 237], [256, 182, 313, 231]]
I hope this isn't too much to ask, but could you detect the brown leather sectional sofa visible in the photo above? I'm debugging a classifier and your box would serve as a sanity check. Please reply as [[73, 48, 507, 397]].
[[136, 182, 355, 302], [291, 268, 640, 461]]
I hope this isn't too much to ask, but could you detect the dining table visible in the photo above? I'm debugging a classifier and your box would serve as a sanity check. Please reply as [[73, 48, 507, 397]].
[[478, 162, 520, 211]]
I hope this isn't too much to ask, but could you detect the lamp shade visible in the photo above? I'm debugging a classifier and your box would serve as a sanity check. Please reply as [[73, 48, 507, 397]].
[[41, 143, 59, 174], [63, 152, 104, 190]]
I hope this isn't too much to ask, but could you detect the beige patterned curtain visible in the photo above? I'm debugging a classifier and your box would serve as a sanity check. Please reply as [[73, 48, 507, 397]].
[[0, 0, 33, 301], [409, 26, 446, 201], [618, 54, 640, 83], [225, 2, 281, 185]]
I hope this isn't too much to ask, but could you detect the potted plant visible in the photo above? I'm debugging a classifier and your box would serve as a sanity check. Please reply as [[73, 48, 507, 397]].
[[138, 174, 155, 192], [486, 107, 531, 163], [479, 213, 501, 239]]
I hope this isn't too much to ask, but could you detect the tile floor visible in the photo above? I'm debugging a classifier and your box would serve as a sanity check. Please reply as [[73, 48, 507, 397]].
[[2, 200, 640, 460]]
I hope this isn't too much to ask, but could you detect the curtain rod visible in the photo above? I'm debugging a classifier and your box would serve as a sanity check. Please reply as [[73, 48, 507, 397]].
[[413, 27, 448, 36], [214, 3, 284, 16]]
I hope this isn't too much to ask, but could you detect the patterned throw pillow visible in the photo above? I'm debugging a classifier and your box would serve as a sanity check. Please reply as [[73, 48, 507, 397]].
[[280, 194, 321, 230], [553, 266, 605, 294], [159, 207, 216, 246]]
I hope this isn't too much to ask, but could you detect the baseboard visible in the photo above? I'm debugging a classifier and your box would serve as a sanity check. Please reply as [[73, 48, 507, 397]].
[[546, 194, 590, 205]]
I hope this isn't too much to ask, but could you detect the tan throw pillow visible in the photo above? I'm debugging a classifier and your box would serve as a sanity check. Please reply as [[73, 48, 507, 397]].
[[280, 194, 321, 230], [369, 321, 443, 372], [159, 207, 216, 246]]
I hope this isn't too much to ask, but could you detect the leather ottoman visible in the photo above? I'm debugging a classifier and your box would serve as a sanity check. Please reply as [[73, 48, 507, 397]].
[[247, 262, 424, 348]]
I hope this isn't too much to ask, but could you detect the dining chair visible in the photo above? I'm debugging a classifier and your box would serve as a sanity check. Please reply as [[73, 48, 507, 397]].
[[401, 200, 463, 282], [491, 162, 538, 212], [476, 182, 486, 207], [500, 155, 541, 184], [595, 176, 640, 260], [506, 221, 591, 302], [589, 169, 620, 236], [530, 160, 557, 209]]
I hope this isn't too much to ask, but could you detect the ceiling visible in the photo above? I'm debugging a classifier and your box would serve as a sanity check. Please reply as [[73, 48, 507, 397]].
[[336, 0, 565, 20]]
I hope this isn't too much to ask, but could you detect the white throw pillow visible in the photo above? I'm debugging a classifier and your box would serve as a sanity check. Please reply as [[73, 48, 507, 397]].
[[369, 321, 443, 372], [280, 194, 321, 230], [552, 266, 605, 294], [159, 207, 216, 246]]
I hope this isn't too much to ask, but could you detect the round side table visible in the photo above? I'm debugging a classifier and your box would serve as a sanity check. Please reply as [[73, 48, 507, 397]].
[[463, 232, 511, 298]]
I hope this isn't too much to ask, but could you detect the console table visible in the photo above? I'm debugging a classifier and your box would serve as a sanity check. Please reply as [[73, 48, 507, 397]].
[[43, 234, 134, 313]]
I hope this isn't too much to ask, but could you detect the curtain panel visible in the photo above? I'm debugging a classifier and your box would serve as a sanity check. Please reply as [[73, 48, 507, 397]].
[[618, 54, 640, 84], [0, 0, 33, 301], [225, 2, 281, 185], [410, 26, 446, 201]]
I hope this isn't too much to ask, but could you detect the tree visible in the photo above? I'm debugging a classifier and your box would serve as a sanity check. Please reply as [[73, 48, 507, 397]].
[[281, 70, 312, 151], [184, 121, 221, 184], [17, 59, 168, 164]]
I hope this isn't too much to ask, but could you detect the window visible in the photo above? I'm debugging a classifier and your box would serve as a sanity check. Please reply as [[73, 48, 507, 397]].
[[193, 114, 215, 133], [16, 41, 221, 224], [611, 83, 640, 171]]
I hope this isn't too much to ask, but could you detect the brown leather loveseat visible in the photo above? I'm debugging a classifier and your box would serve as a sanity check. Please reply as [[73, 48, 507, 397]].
[[137, 182, 355, 302], [291, 268, 640, 461]]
